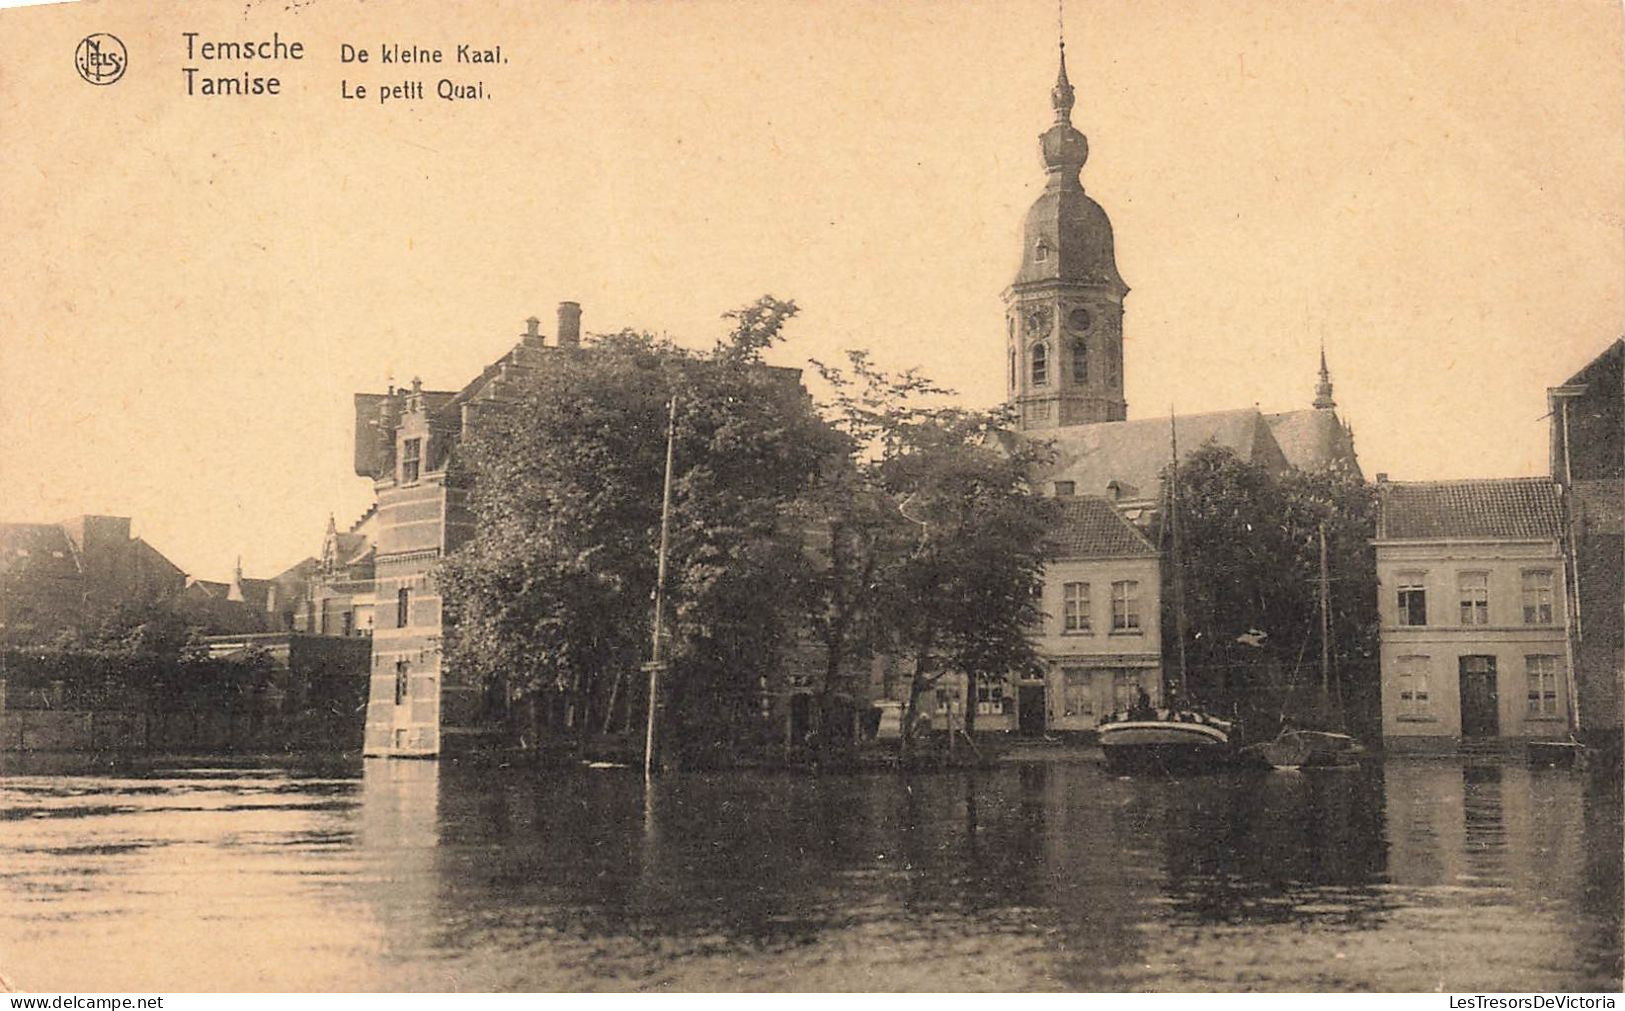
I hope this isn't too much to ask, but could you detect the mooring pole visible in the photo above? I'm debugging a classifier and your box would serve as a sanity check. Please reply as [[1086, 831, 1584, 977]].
[[644, 394, 679, 784]]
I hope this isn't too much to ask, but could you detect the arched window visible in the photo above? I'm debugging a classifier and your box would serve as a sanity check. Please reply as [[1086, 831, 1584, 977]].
[[1072, 340, 1088, 384], [1008, 349, 1016, 389], [1031, 342, 1049, 386]]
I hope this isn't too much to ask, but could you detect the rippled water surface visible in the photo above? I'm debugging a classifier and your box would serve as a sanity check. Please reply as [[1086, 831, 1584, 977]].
[[1, 754, 1619, 992]]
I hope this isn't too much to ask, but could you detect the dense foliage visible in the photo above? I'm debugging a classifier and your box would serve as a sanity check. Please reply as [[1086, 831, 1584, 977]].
[[439, 301, 1061, 763], [1160, 445, 1378, 732], [438, 298, 844, 758]]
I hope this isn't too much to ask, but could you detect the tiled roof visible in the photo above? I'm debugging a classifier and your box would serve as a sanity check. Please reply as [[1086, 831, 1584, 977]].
[[1050, 496, 1158, 559], [1027, 409, 1291, 501], [1378, 477, 1563, 541], [1263, 408, 1361, 478]]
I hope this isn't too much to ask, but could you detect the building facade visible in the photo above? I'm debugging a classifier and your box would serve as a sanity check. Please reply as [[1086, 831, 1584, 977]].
[[1375, 477, 1575, 746], [1029, 496, 1162, 732], [353, 306, 584, 757], [1549, 338, 1623, 747]]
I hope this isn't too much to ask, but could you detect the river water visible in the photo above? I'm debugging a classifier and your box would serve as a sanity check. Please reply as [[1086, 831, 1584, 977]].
[[0, 754, 1619, 992]]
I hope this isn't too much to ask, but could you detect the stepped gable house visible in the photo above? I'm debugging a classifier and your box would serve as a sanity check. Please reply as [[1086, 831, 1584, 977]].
[[350, 305, 586, 756], [350, 303, 805, 757]]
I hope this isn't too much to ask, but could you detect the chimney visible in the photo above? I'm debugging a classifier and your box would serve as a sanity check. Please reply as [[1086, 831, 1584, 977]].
[[524, 316, 540, 341], [557, 301, 582, 349], [1375, 473, 1388, 483]]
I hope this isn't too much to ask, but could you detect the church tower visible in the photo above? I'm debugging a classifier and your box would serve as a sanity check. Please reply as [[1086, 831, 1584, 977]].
[[1005, 39, 1128, 431]]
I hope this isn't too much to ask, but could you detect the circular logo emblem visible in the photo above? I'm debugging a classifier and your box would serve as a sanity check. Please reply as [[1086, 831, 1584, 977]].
[[75, 33, 127, 86]]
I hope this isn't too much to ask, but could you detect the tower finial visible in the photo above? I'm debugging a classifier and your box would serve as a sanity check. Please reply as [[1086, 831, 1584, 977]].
[[1314, 340, 1337, 410], [1052, 0, 1075, 123]]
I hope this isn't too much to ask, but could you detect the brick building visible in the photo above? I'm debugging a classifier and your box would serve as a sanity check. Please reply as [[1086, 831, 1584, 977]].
[[1549, 338, 1623, 748], [352, 305, 587, 756]]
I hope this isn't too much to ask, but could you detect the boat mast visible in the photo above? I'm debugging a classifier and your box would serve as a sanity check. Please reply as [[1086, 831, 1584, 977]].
[[1169, 410, 1189, 699], [1319, 523, 1331, 697], [644, 394, 679, 783]]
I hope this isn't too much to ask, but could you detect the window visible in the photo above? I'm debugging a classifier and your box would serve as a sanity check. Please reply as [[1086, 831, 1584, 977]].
[[342, 611, 355, 637], [401, 437, 422, 483], [1061, 667, 1094, 718], [976, 676, 1008, 716], [1111, 580, 1140, 631], [1397, 572, 1427, 626], [1034, 240, 1050, 263], [1062, 581, 1090, 633], [1458, 572, 1489, 626], [1521, 570, 1554, 625], [394, 659, 409, 705], [1071, 340, 1088, 384], [319, 606, 329, 635], [1526, 655, 1560, 716], [1112, 670, 1142, 711], [397, 587, 410, 628], [1053, 481, 1075, 497], [1008, 349, 1016, 389], [1031, 342, 1049, 385], [1397, 655, 1430, 717]]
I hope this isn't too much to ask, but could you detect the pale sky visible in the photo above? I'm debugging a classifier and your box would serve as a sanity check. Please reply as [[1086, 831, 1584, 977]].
[[2, 0, 1622, 582]]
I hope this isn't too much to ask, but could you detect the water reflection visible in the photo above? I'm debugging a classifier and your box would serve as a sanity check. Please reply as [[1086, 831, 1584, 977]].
[[0, 754, 1617, 992]]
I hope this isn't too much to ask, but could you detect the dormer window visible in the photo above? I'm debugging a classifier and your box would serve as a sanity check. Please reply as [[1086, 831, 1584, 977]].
[[401, 437, 422, 483], [1031, 342, 1049, 385], [1034, 240, 1050, 263]]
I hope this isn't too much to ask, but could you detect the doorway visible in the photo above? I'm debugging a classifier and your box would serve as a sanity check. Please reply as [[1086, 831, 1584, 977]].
[[1458, 655, 1499, 737], [1018, 684, 1047, 735]]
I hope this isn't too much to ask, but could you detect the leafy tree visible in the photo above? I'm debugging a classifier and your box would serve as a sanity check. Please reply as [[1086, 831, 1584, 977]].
[[1161, 445, 1378, 732], [438, 297, 843, 758], [808, 352, 1057, 754]]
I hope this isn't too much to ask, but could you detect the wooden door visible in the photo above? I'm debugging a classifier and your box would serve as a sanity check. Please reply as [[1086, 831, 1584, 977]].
[[1018, 684, 1047, 734], [1458, 655, 1499, 737]]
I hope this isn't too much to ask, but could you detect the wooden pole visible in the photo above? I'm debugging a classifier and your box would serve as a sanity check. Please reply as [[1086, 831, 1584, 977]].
[[1169, 409, 1189, 700], [1319, 523, 1331, 697], [644, 395, 679, 784]]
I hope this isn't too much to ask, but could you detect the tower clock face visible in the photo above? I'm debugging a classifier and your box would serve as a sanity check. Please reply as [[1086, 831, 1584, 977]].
[[1068, 307, 1093, 333], [1024, 306, 1052, 337]]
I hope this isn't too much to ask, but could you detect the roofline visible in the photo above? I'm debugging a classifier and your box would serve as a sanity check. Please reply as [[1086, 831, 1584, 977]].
[[1049, 550, 1162, 562], [1371, 537, 1562, 547]]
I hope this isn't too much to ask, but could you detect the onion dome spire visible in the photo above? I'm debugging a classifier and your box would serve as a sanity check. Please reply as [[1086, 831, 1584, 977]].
[[1040, 50, 1088, 175]]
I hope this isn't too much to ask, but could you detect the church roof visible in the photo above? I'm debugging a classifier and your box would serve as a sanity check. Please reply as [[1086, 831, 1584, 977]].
[[1050, 496, 1158, 559], [1377, 477, 1562, 541], [1263, 408, 1361, 478], [1028, 408, 1291, 501]]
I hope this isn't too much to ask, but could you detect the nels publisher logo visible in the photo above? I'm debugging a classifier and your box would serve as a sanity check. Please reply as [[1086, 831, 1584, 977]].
[[75, 33, 127, 85]]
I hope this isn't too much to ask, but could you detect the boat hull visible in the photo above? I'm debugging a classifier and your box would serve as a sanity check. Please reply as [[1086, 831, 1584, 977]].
[[1099, 720, 1234, 774], [1243, 730, 1364, 770]]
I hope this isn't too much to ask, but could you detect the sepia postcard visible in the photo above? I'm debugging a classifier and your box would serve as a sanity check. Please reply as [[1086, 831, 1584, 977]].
[[0, 0, 1621, 997]]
